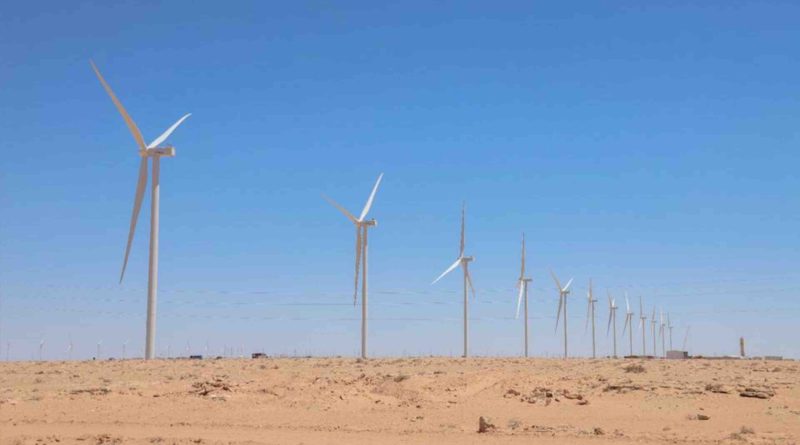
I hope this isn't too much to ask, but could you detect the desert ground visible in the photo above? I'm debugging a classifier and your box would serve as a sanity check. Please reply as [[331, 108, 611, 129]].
[[1, 357, 798, 444]]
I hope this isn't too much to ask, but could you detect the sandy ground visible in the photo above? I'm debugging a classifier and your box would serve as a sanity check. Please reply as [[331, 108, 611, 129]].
[[1, 357, 798, 444]]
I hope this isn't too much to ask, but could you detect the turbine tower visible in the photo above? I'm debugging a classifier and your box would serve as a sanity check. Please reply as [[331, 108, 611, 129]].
[[323, 174, 383, 359], [585, 279, 597, 358], [606, 291, 618, 358], [91, 61, 191, 360], [638, 296, 647, 356], [650, 307, 657, 357], [621, 293, 634, 357], [551, 271, 574, 359], [667, 313, 674, 350], [515, 233, 532, 357], [659, 309, 666, 358], [432, 202, 476, 358]]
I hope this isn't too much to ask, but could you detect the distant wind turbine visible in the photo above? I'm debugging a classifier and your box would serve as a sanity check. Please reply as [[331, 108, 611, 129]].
[[638, 297, 647, 356], [67, 337, 74, 361], [551, 271, 574, 359], [91, 61, 191, 360], [667, 313, 674, 350], [682, 325, 691, 351], [606, 291, 618, 358], [659, 309, 666, 358], [515, 233, 532, 357], [323, 173, 384, 359], [39, 339, 45, 361], [584, 279, 597, 358], [432, 202, 476, 358], [621, 293, 634, 357], [97, 340, 103, 360], [122, 340, 128, 360], [650, 307, 657, 357]]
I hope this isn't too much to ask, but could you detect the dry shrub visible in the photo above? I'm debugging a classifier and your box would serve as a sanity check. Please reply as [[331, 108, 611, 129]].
[[623, 363, 646, 374]]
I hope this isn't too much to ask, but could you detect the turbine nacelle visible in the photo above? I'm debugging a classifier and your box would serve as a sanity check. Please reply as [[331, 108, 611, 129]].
[[140, 146, 176, 157], [461, 255, 474, 264]]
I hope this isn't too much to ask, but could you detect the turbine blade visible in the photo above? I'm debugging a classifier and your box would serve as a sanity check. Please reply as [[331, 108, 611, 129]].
[[358, 173, 383, 221], [639, 296, 643, 315], [520, 233, 525, 280], [353, 226, 362, 305], [465, 265, 476, 299], [563, 278, 574, 292], [322, 194, 358, 223], [147, 113, 191, 149], [584, 295, 591, 333], [119, 157, 148, 283], [622, 315, 629, 336], [606, 306, 613, 336], [515, 280, 524, 319], [459, 202, 465, 257], [432, 257, 462, 285], [625, 293, 631, 314], [554, 294, 563, 333], [90, 60, 147, 152], [549, 270, 562, 292]]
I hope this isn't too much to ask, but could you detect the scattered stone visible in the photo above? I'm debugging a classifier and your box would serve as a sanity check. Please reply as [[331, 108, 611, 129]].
[[623, 363, 646, 373], [69, 388, 111, 396], [593, 427, 605, 435], [739, 388, 774, 399], [578, 399, 589, 405], [698, 414, 710, 421], [705, 383, 730, 394], [505, 388, 520, 397], [478, 416, 496, 433]]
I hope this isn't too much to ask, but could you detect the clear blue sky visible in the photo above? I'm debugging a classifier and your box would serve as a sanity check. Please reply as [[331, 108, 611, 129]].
[[1, 1, 798, 360]]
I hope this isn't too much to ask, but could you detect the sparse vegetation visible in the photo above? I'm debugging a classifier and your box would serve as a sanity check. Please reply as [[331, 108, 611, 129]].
[[623, 363, 646, 374]]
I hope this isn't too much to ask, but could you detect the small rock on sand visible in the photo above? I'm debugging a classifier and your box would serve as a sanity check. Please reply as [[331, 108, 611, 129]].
[[478, 416, 496, 433]]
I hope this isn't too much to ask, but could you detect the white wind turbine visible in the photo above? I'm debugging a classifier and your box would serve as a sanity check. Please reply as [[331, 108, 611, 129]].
[[584, 279, 597, 358], [659, 309, 666, 358], [551, 271, 574, 359], [515, 233, 532, 357], [432, 203, 476, 358], [638, 296, 647, 356], [66, 336, 74, 361], [323, 173, 384, 359], [97, 340, 103, 360], [606, 291, 618, 358], [621, 293, 634, 357], [650, 306, 657, 357], [39, 339, 45, 361], [667, 313, 674, 351], [91, 61, 191, 360]]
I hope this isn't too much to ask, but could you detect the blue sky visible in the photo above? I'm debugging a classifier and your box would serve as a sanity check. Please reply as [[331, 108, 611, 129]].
[[1, 1, 798, 360]]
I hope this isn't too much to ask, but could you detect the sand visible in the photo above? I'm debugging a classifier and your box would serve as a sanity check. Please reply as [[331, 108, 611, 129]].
[[1, 357, 798, 444]]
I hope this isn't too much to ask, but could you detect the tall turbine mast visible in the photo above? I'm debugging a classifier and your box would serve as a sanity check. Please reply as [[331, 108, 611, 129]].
[[323, 173, 384, 359], [650, 306, 657, 357], [91, 61, 191, 360], [606, 291, 618, 358], [552, 271, 574, 359], [433, 202, 476, 358], [621, 293, 634, 357], [659, 309, 666, 358], [638, 296, 647, 356], [515, 233, 532, 357], [585, 279, 597, 358], [667, 313, 674, 350]]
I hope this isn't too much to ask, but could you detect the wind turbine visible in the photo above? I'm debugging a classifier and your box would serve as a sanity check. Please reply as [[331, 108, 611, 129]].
[[667, 313, 674, 350], [38, 339, 45, 361], [585, 279, 597, 358], [97, 340, 103, 360], [91, 61, 191, 360], [650, 307, 657, 357], [606, 291, 618, 358], [659, 309, 666, 358], [66, 336, 74, 361], [682, 325, 691, 351], [515, 233, 532, 357], [638, 296, 647, 356], [432, 202, 476, 358], [621, 293, 634, 357], [323, 173, 383, 359], [122, 340, 128, 360], [551, 271, 574, 359]]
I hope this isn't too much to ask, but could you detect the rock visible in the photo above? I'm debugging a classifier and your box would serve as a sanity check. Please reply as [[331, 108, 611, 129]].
[[478, 416, 496, 433], [739, 389, 773, 399], [705, 383, 730, 394], [593, 427, 605, 435], [578, 399, 589, 405], [698, 414, 710, 420]]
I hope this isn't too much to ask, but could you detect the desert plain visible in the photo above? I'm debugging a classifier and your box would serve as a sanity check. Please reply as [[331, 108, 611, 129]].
[[1, 357, 798, 444]]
